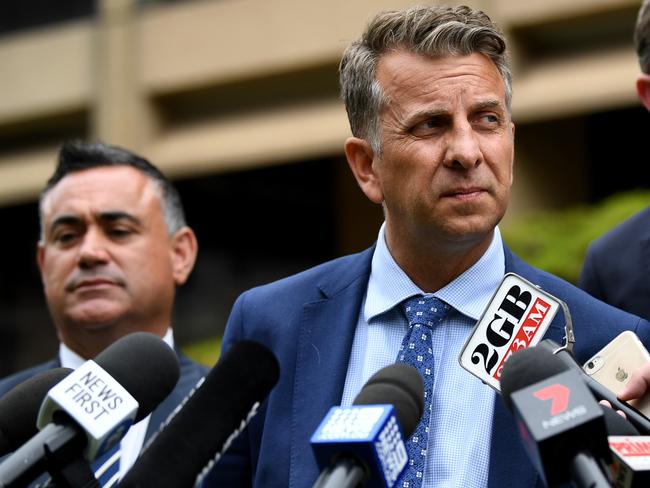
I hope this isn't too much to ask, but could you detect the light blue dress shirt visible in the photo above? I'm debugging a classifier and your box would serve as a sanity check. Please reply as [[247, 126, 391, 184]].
[[340, 224, 505, 488]]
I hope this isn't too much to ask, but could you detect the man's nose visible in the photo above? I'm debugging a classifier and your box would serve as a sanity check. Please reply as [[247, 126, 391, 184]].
[[77, 229, 110, 269], [443, 122, 483, 170]]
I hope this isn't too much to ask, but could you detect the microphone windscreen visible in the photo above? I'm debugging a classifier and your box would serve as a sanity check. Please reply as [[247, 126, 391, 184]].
[[499, 346, 569, 410], [352, 363, 424, 437], [0, 368, 72, 455], [94, 332, 180, 422], [119, 340, 279, 487], [601, 405, 640, 436]]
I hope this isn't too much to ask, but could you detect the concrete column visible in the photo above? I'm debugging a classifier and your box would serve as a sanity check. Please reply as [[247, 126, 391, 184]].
[[93, 0, 157, 149]]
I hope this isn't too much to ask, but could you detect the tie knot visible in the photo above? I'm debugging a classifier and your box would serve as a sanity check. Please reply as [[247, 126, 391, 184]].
[[402, 296, 449, 329]]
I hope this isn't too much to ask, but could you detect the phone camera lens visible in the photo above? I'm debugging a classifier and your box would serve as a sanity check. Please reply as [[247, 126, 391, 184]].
[[587, 361, 594, 370]]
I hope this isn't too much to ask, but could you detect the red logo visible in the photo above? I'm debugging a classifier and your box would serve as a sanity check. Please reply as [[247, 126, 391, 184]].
[[533, 384, 570, 415]]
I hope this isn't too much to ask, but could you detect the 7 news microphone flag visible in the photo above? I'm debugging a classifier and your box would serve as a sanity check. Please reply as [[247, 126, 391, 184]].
[[501, 346, 613, 488]]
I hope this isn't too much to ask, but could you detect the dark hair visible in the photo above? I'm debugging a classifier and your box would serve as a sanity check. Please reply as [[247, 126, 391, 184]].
[[40, 140, 186, 236], [339, 5, 511, 153], [636, 0, 650, 74]]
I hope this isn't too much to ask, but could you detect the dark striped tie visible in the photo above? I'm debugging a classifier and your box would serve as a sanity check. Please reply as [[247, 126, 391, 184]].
[[92, 443, 121, 487]]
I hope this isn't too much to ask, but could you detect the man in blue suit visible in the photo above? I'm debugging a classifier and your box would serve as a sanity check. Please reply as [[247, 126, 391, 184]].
[[579, 0, 650, 321], [0, 140, 207, 484], [212, 5, 650, 488], [580, 205, 650, 321]]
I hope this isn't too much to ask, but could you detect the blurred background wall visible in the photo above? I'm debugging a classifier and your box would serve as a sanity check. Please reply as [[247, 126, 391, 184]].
[[0, 0, 648, 370]]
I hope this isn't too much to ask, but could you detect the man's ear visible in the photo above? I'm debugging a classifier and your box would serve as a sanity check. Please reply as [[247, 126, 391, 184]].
[[509, 121, 516, 185], [169, 227, 198, 285], [36, 242, 45, 280], [344, 137, 384, 204], [637, 74, 650, 111]]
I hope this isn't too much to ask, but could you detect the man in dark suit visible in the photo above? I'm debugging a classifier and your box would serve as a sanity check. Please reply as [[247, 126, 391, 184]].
[[580, 206, 650, 320], [579, 1, 650, 321], [209, 5, 650, 488], [0, 140, 207, 484]]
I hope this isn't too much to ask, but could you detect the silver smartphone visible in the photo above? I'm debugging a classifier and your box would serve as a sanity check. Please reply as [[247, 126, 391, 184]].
[[583, 330, 650, 418]]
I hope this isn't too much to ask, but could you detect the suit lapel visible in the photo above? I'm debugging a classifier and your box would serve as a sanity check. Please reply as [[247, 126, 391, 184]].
[[289, 248, 373, 488], [145, 352, 206, 441]]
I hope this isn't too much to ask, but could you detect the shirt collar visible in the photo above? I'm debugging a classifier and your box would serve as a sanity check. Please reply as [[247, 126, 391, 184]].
[[364, 223, 505, 323], [59, 328, 175, 369]]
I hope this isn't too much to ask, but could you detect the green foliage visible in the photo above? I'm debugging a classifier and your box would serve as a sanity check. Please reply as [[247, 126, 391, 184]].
[[502, 190, 650, 284], [181, 336, 222, 367]]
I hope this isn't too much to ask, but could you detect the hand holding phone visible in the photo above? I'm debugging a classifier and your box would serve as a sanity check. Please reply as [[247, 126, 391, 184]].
[[583, 331, 650, 418]]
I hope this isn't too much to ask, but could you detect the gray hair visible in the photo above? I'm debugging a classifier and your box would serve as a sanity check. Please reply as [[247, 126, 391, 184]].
[[39, 140, 187, 240], [339, 5, 512, 153], [636, 0, 650, 74]]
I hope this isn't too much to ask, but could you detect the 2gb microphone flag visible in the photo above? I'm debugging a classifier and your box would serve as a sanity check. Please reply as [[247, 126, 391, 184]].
[[459, 273, 563, 391]]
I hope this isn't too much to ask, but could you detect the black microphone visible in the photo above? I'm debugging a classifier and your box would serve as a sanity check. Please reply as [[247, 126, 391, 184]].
[[500, 346, 613, 488], [0, 332, 180, 488], [540, 339, 650, 435], [118, 340, 280, 488], [601, 406, 640, 437], [311, 363, 424, 488], [0, 368, 73, 456]]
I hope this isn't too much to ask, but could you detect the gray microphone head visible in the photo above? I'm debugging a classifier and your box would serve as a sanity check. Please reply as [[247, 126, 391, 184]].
[[353, 363, 424, 437], [0, 368, 73, 455], [94, 332, 180, 422]]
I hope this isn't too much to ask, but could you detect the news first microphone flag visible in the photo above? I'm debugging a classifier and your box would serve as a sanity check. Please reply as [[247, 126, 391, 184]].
[[38, 359, 138, 461]]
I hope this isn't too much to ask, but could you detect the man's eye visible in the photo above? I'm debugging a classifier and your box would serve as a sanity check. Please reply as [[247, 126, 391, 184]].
[[54, 232, 77, 244], [477, 114, 500, 125], [109, 228, 133, 238], [411, 118, 444, 136]]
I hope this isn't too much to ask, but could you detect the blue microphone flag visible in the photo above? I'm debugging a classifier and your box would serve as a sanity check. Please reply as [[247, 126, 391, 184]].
[[310, 404, 407, 488]]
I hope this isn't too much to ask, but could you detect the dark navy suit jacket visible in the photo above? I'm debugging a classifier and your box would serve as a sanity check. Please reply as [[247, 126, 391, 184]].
[[208, 244, 650, 488], [580, 205, 650, 321], [0, 349, 207, 484]]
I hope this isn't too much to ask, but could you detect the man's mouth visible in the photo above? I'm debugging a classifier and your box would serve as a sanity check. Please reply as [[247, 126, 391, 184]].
[[442, 187, 486, 199], [70, 278, 117, 292]]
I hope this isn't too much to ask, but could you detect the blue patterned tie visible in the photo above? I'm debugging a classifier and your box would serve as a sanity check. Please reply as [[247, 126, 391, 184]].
[[395, 296, 449, 488], [92, 443, 121, 487]]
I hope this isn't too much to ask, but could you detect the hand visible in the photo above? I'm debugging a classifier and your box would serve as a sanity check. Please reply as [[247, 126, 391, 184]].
[[598, 399, 626, 418], [618, 362, 650, 402]]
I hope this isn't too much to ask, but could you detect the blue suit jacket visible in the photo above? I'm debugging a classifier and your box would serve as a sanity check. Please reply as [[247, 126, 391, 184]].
[[580, 205, 650, 321], [209, 244, 650, 488], [0, 349, 207, 484]]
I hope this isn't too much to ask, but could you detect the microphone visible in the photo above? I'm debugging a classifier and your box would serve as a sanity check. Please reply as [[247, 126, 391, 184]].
[[0, 368, 73, 456], [500, 346, 612, 488], [586, 405, 645, 487], [608, 435, 650, 487], [603, 409, 650, 488], [601, 407, 640, 438], [311, 363, 424, 488], [0, 332, 180, 488], [540, 339, 650, 435], [118, 340, 280, 488]]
